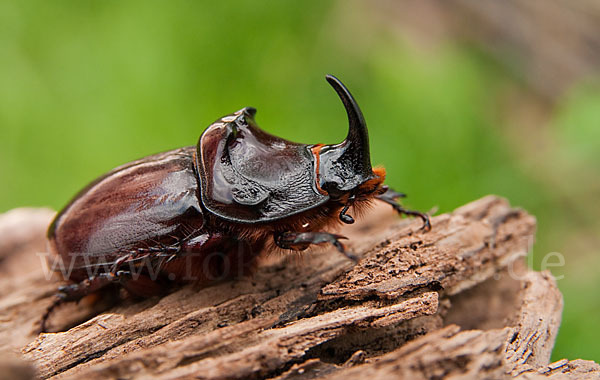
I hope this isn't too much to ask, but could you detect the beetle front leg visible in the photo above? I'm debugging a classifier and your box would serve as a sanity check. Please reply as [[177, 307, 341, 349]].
[[376, 186, 431, 231], [274, 231, 357, 261]]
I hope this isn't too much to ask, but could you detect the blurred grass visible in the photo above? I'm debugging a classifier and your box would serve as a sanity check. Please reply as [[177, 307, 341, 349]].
[[1, 0, 599, 363]]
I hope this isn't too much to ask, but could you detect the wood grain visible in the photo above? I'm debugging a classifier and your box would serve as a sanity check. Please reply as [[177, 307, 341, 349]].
[[0, 196, 596, 379]]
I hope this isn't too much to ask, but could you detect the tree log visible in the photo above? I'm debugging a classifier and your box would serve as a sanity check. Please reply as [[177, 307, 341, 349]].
[[0, 196, 597, 379]]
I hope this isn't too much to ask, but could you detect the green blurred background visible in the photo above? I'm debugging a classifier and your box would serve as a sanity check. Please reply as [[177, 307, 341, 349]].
[[1, 0, 599, 362]]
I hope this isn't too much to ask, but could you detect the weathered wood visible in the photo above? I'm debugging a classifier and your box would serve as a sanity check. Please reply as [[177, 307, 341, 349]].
[[0, 196, 597, 379]]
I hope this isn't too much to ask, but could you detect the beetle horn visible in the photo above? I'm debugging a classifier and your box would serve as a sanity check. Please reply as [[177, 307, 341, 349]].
[[326, 75, 370, 167], [318, 75, 373, 192]]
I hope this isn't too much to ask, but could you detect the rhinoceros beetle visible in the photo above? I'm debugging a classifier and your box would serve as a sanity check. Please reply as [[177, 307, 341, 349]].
[[41, 75, 430, 331]]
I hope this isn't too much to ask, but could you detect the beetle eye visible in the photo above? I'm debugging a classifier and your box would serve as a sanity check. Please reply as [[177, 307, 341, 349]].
[[322, 182, 345, 200]]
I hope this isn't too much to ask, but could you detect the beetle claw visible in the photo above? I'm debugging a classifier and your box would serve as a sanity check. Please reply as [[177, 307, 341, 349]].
[[377, 187, 431, 231]]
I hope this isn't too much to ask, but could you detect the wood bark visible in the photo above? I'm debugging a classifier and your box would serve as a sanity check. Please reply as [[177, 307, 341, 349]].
[[0, 196, 597, 379]]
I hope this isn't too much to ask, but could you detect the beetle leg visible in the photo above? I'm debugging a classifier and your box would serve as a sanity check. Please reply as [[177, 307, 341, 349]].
[[40, 271, 129, 332], [58, 271, 127, 300], [275, 231, 357, 261], [379, 185, 406, 199], [376, 187, 431, 231]]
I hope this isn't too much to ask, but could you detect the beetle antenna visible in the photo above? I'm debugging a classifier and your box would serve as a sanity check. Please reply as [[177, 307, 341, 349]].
[[339, 193, 356, 224], [339, 203, 355, 224]]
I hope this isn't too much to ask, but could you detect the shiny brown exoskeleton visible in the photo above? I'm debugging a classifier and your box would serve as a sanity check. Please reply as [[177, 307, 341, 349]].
[[42, 75, 430, 331]]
